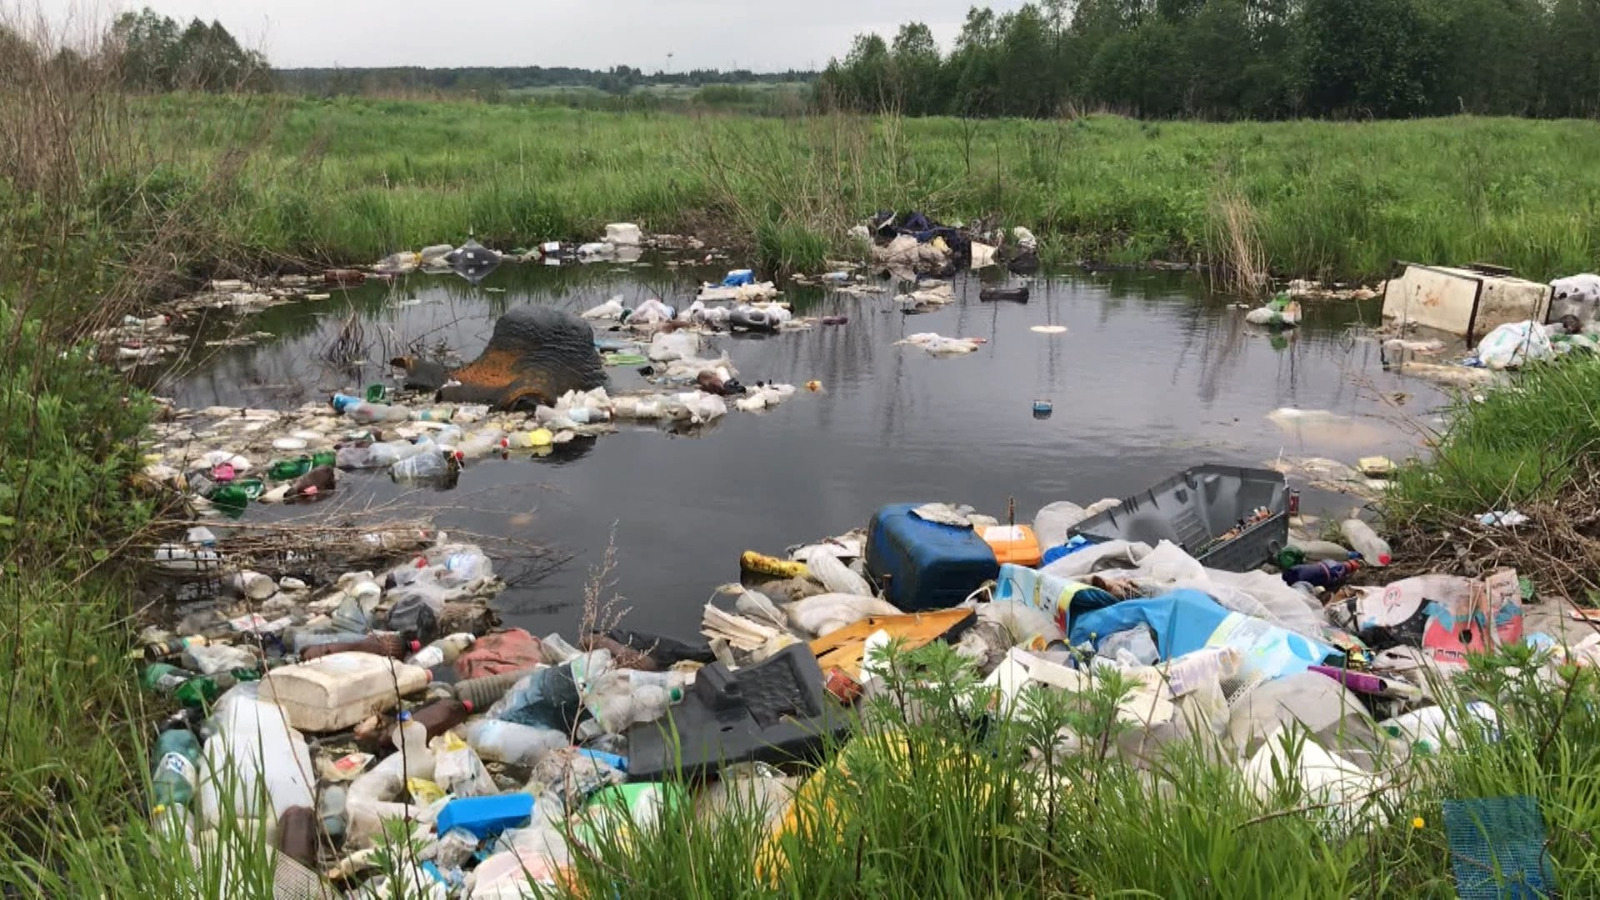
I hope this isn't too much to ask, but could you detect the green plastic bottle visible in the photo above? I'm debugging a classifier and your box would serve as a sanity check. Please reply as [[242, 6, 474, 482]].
[[268, 457, 312, 481], [311, 449, 338, 469], [173, 668, 261, 707], [1275, 546, 1307, 569], [141, 663, 194, 694], [151, 729, 202, 807]]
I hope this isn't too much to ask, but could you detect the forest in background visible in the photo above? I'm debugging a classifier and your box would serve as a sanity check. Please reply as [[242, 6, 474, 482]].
[[818, 0, 1600, 120]]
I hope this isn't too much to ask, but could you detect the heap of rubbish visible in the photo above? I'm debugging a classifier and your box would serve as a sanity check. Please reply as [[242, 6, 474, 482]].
[[137, 458, 1590, 896]]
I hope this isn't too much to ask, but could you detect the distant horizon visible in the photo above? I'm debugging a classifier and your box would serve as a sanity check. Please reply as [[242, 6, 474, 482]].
[[39, 0, 1028, 73]]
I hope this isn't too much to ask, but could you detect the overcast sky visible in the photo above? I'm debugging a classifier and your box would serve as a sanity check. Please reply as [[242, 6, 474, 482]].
[[40, 0, 1026, 71]]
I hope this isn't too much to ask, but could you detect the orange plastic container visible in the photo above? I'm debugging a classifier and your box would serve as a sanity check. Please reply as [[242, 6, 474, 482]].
[[981, 525, 1042, 567]]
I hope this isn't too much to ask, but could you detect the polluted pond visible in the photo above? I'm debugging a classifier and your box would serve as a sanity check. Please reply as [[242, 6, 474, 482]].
[[124, 230, 1600, 895]]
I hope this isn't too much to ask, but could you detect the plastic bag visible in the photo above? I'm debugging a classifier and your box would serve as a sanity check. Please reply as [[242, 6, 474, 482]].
[[432, 733, 495, 797], [1032, 501, 1087, 549], [807, 553, 874, 597], [631, 298, 675, 325], [1070, 590, 1335, 680], [581, 297, 625, 320], [647, 330, 700, 363], [782, 593, 901, 637], [1476, 320, 1554, 369]]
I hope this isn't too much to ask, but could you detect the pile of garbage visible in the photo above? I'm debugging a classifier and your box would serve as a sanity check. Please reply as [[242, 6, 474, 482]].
[[580, 270, 800, 337], [141, 371, 799, 519], [136, 457, 1587, 896], [848, 211, 1039, 276]]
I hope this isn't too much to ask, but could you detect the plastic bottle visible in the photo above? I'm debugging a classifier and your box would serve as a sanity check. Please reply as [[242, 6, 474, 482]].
[[268, 457, 313, 481], [317, 784, 348, 841], [1280, 559, 1362, 589], [486, 651, 611, 732], [392, 711, 436, 781], [276, 806, 318, 866], [289, 465, 336, 497], [151, 729, 202, 807], [406, 633, 476, 669], [311, 449, 338, 469], [452, 429, 504, 460], [299, 633, 420, 662], [142, 662, 197, 694], [451, 671, 530, 709], [539, 633, 582, 664], [337, 438, 426, 470], [459, 718, 571, 766], [337, 398, 412, 424], [390, 450, 461, 483], [410, 407, 457, 422], [621, 669, 690, 692], [198, 688, 316, 826], [501, 429, 554, 450], [408, 698, 475, 741], [578, 683, 682, 739], [1288, 539, 1357, 562], [145, 636, 208, 662], [1340, 519, 1392, 566]]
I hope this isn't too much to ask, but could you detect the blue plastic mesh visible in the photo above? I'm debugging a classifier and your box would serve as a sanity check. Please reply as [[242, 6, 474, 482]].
[[1442, 795, 1556, 900]]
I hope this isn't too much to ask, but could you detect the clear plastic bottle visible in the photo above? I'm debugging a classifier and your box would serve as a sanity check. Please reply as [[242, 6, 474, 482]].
[[460, 718, 571, 766], [578, 682, 682, 739], [342, 400, 413, 424], [1340, 519, 1392, 566], [390, 450, 461, 483], [337, 439, 426, 470]]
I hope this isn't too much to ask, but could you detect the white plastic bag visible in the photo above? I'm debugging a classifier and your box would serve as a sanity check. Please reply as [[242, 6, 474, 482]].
[[806, 553, 875, 597], [648, 330, 700, 363], [432, 734, 495, 797], [1476, 320, 1554, 369], [581, 297, 625, 320]]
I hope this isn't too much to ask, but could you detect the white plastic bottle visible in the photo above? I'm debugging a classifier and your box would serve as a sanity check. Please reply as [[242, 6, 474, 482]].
[[391, 711, 435, 781], [1340, 519, 1392, 566], [460, 718, 571, 766], [197, 687, 316, 827]]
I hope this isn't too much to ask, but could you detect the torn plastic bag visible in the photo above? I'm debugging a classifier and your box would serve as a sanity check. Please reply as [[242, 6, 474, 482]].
[[1070, 590, 1336, 681], [1243, 727, 1383, 835]]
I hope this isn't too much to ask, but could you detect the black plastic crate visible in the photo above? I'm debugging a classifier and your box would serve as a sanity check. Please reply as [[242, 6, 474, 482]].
[[1068, 464, 1289, 572]]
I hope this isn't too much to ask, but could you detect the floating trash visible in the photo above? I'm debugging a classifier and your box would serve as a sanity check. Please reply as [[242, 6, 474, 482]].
[[1030, 325, 1068, 334]]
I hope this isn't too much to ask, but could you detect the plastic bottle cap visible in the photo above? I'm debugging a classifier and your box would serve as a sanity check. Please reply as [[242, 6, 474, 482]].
[[461, 700, 474, 712], [667, 686, 684, 703], [397, 711, 412, 722], [409, 640, 422, 652]]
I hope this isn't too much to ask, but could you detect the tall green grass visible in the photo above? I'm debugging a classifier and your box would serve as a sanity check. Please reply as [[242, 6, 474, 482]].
[[127, 95, 1600, 280], [555, 641, 1600, 899], [1387, 358, 1600, 524]]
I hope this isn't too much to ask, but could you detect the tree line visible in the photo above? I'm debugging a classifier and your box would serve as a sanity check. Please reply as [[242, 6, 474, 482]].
[[818, 0, 1600, 120]]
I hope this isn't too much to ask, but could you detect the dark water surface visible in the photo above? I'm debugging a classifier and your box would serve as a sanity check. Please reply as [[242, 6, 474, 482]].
[[163, 258, 1446, 639]]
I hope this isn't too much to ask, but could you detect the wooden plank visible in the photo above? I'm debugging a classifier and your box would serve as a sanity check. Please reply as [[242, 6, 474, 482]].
[[810, 608, 975, 679]]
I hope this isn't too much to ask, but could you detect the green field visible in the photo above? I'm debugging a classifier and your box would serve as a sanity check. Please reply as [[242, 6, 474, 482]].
[[135, 95, 1600, 282]]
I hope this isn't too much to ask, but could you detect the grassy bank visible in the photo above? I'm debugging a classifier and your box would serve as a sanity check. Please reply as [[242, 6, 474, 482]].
[[132, 95, 1600, 280], [551, 642, 1600, 899]]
